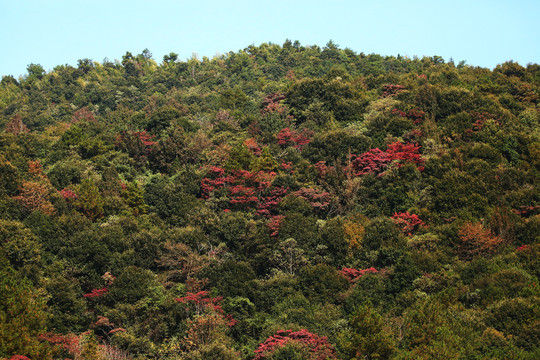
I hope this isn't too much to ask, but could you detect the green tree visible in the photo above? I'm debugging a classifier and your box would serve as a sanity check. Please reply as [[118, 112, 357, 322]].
[[73, 179, 104, 220], [0, 219, 42, 280], [0, 266, 52, 359], [338, 304, 396, 360], [252, 147, 277, 172]]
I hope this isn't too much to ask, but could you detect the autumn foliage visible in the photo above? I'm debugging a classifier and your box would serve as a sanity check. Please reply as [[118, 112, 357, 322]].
[[458, 222, 504, 260], [350, 141, 424, 176], [1, 42, 539, 360], [115, 130, 157, 164], [13, 181, 54, 215], [254, 329, 338, 359], [176, 291, 237, 326], [71, 106, 96, 124], [261, 92, 287, 115], [200, 167, 288, 216], [12, 161, 54, 215], [392, 108, 425, 125], [5, 115, 30, 134], [277, 127, 314, 150], [392, 211, 426, 235], [83, 287, 109, 299], [340, 267, 378, 283], [382, 84, 406, 97]]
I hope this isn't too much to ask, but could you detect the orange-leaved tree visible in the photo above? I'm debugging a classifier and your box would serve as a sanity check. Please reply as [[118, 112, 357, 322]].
[[458, 222, 503, 260], [12, 161, 55, 215]]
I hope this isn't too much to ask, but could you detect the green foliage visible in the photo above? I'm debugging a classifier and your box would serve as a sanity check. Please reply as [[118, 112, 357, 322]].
[[108, 266, 161, 304], [338, 304, 396, 360], [285, 77, 368, 124], [0, 219, 42, 280], [73, 179, 104, 220], [0, 42, 539, 359], [0, 154, 20, 196], [0, 266, 52, 359], [363, 216, 403, 252], [485, 297, 540, 350], [225, 143, 254, 171]]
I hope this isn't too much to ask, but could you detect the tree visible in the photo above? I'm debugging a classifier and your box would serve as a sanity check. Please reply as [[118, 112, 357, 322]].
[[0, 154, 20, 196], [163, 52, 179, 63], [392, 211, 426, 236], [121, 181, 148, 216], [458, 222, 503, 260], [26, 63, 45, 80], [73, 179, 104, 220], [337, 304, 395, 360], [12, 160, 55, 215], [13, 181, 55, 215], [115, 130, 157, 166], [0, 267, 52, 359], [252, 147, 278, 172], [272, 238, 308, 276], [0, 220, 42, 275], [254, 329, 338, 360], [5, 115, 30, 134]]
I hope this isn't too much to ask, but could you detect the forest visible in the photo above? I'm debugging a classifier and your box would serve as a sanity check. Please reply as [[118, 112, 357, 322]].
[[0, 40, 539, 359]]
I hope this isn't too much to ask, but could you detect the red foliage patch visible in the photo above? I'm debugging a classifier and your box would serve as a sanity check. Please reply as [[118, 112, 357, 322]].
[[350, 148, 392, 176], [280, 161, 293, 173], [262, 92, 287, 115], [512, 205, 540, 218], [277, 127, 313, 150], [72, 107, 96, 124], [254, 329, 337, 359], [39, 332, 80, 356], [83, 287, 108, 299], [391, 108, 425, 125], [294, 188, 331, 210], [464, 112, 502, 136], [5, 115, 30, 134], [201, 167, 288, 216], [134, 130, 157, 148], [392, 211, 426, 235], [350, 141, 424, 176], [244, 138, 262, 156], [382, 84, 406, 97], [176, 291, 237, 326], [386, 141, 424, 170], [268, 215, 285, 237], [516, 245, 530, 252], [340, 267, 378, 283], [59, 188, 77, 200], [314, 161, 328, 177]]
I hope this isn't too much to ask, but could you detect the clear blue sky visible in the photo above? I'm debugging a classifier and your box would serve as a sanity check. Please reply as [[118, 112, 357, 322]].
[[1, 0, 539, 77]]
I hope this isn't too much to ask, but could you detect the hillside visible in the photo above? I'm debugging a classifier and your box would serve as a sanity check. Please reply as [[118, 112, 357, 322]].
[[1, 41, 539, 359]]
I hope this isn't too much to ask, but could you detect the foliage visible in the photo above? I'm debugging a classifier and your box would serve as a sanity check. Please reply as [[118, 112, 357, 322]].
[[0, 267, 52, 359], [0, 42, 538, 359], [254, 329, 338, 359], [458, 222, 504, 260]]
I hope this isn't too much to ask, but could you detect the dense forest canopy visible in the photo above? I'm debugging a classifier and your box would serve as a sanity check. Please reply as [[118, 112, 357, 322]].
[[1, 40, 539, 359]]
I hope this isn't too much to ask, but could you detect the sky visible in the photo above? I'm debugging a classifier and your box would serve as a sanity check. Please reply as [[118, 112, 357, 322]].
[[1, 0, 539, 78]]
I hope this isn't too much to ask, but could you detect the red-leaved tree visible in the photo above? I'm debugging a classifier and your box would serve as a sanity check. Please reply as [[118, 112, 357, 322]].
[[176, 291, 236, 326], [200, 167, 288, 216], [392, 212, 426, 236], [350, 141, 424, 176], [277, 127, 313, 150], [340, 267, 378, 283], [254, 329, 337, 360]]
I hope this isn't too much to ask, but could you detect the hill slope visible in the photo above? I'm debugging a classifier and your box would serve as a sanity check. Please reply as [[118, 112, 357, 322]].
[[1, 42, 539, 359]]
